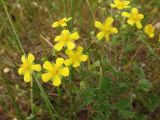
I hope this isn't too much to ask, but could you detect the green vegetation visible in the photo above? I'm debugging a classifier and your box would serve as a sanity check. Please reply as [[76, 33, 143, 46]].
[[0, 0, 160, 120]]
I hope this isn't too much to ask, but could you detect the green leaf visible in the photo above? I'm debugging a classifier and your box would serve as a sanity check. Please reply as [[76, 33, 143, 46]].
[[119, 110, 135, 119], [137, 79, 152, 92]]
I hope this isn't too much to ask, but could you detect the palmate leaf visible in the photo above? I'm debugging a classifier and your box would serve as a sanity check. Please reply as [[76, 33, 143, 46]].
[[137, 79, 152, 92], [119, 109, 135, 119], [115, 99, 135, 119]]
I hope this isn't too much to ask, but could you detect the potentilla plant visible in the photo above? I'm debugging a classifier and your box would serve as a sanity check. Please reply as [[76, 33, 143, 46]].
[[18, 0, 156, 87], [17, 0, 159, 119]]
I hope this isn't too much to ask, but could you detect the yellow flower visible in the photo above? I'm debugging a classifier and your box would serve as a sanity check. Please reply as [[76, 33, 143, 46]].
[[122, 8, 144, 29], [52, 17, 72, 28], [54, 30, 80, 51], [41, 58, 69, 86], [64, 46, 88, 67], [18, 54, 41, 82], [95, 17, 118, 41], [111, 0, 130, 9], [144, 24, 155, 38]]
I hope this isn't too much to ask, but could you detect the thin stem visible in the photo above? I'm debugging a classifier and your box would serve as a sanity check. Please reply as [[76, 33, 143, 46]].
[[70, 0, 73, 16], [0, 0, 19, 34], [62, 0, 67, 17], [86, 0, 95, 20], [30, 79, 34, 115], [3, 1, 25, 55], [33, 75, 60, 120], [57, 87, 61, 111], [69, 0, 73, 29]]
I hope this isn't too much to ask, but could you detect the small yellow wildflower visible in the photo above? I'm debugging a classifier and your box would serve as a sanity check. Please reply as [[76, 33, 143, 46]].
[[54, 30, 80, 51], [95, 17, 118, 41], [52, 17, 72, 28], [122, 8, 144, 29], [18, 54, 41, 82], [144, 24, 155, 38], [42, 58, 69, 86], [111, 0, 130, 10], [64, 46, 88, 67]]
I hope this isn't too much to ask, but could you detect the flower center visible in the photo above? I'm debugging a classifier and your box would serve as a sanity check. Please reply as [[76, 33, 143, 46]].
[[102, 26, 111, 34], [22, 62, 32, 72], [63, 34, 70, 44], [71, 53, 80, 62], [147, 27, 153, 33], [51, 68, 59, 76], [132, 14, 140, 22]]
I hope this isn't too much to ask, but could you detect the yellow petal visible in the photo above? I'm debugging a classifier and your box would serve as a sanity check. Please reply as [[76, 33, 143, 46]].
[[73, 61, 80, 67], [97, 31, 105, 40], [62, 30, 69, 36], [122, 12, 130, 18], [70, 32, 80, 40], [24, 72, 32, 82], [138, 14, 144, 20], [111, 28, 118, 34], [105, 34, 110, 42], [77, 46, 83, 54], [28, 53, 35, 64], [110, 4, 116, 8], [64, 59, 72, 66], [95, 21, 103, 28], [54, 36, 61, 41], [145, 24, 154, 37], [21, 55, 26, 63], [62, 17, 67, 21], [125, 1, 130, 5], [18, 67, 23, 75], [149, 33, 154, 38], [59, 67, 69, 77], [136, 22, 142, 29], [67, 42, 75, 50], [67, 17, 72, 21], [105, 17, 114, 26], [43, 61, 53, 71], [42, 73, 52, 82], [54, 42, 64, 51], [127, 19, 134, 25], [114, 0, 119, 4], [132, 8, 138, 14], [55, 58, 64, 68], [32, 64, 41, 71], [61, 23, 67, 27], [53, 76, 61, 86], [80, 55, 88, 61], [65, 49, 73, 56], [52, 22, 59, 28]]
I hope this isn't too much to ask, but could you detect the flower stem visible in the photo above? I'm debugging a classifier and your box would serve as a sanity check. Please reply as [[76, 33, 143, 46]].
[[30, 79, 34, 116], [62, 0, 67, 17], [3, 1, 25, 56], [86, 0, 95, 20]]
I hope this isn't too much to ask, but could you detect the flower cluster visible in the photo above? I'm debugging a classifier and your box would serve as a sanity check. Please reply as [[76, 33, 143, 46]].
[[95, 0, 156, 41], [18, 1, 157, 87], [18, 18, 88, 87]]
